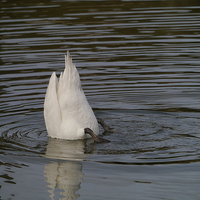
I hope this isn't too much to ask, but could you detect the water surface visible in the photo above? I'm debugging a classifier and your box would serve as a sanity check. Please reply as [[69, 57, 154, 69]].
[[1, 0, 200, 199]]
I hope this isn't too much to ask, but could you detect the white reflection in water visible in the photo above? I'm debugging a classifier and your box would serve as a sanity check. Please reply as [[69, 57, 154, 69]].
[[44, 138, 90, 200]]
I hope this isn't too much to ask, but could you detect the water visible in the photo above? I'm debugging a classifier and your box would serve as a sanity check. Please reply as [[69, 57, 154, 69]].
[[1, 0, 200, 199]]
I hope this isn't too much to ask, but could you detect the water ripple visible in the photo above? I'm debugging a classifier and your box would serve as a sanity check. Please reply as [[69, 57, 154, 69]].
[[0, 0, 200, 165]]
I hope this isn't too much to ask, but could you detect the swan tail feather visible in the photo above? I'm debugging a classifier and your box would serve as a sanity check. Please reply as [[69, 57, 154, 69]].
[[61, 51, 81, 90]]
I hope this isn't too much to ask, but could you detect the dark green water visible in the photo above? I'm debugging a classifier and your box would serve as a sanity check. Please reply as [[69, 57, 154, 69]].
[[1, 0, 200, 199]]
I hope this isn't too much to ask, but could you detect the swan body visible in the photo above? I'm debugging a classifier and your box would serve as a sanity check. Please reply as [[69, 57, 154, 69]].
[[44, 51, 99, 140]]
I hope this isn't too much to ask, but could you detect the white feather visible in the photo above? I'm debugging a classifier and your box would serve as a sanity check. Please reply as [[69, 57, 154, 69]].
[[44, 51, 99, 140]]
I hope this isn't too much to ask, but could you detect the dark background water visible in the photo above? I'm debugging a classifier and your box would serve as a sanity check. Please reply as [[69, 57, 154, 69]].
[[1, 0, 200, 199]]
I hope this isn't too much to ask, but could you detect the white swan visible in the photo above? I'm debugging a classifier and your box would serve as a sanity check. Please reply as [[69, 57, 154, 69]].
[[44, 51, 112, 142]]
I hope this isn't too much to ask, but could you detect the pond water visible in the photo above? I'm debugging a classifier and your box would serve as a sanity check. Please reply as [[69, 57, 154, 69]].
[[1, 0, 200, 199]]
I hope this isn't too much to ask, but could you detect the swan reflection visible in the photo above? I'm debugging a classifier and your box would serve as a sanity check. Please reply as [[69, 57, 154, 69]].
[[44, 138, 92, 200]]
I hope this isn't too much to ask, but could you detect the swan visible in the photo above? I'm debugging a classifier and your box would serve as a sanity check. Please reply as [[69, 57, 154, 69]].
[[44, 51, 112, 142]]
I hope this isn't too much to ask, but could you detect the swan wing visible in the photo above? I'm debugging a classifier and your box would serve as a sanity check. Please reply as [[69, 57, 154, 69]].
[[44, 72, 61, 138]]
